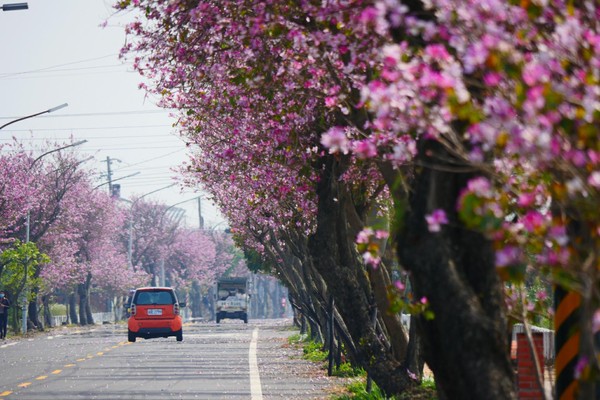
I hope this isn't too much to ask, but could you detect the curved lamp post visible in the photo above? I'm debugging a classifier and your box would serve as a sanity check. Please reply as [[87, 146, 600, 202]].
[[1, 2, 28, 11], [22, 139, 87, 334], [0, 103, 68, 131]]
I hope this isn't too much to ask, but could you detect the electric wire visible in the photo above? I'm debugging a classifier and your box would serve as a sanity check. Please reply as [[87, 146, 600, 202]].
[[0, 54, 119, 78]]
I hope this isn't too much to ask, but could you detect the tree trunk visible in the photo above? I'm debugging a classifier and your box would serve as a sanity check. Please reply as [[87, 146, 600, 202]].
[[68, 293, 78, 325], [28, 269, 44, 330], [28, 296, 42, 331], [42, 295, 52, 328], [84, 274, 94, 325], [77, 284, 88, 326], [397, 140, 516, 399], [308, 154, 414, 395], [368, 264, 409, 362]]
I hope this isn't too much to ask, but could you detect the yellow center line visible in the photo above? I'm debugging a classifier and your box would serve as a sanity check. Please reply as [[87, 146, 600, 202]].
[[97, 352, 104, 356], [51, 370, 62, 375], [111, 345, 119, 349], [17, 382, 31, 388], [35, 376, 47, 381], [0, 391, 12, 397], [76, 358, 86, 362], [64, 364, 76, 368]]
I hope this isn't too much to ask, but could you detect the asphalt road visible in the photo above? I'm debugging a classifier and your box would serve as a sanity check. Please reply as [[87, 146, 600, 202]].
[[0, 319, 336, 400]]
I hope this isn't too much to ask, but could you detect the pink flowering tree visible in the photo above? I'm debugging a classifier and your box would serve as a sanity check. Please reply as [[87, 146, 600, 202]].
[[167, 229, 216, 284], [0, 142, 38, 240], [0, 140, 145, 329], [40, 181, 148, 326], [116, 0, 600, 396], [116, 0, 426, 394], [0, 143, 96, 329]]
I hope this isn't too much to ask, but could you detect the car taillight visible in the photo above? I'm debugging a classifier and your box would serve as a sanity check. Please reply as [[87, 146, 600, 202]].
[[130, 304, 136, 316], [174, 303, 180, 315]]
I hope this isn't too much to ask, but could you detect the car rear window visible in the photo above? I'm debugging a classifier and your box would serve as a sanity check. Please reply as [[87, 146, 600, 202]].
[[134, 290, 175, 305]]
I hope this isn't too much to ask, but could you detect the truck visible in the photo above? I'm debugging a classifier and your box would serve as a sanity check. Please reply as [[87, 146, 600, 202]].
[[215, 277, 249, 323]]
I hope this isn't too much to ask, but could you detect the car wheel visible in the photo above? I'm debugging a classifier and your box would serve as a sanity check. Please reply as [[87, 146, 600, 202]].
[[128, 330, 136, 343], [216, 313, 221, 324], [243, 314, 248, 324], [176, 329, 183, 342]]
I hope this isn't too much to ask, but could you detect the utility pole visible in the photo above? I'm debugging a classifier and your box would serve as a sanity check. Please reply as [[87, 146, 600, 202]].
[[102, 157, 121, 195], [198, 197, 204, 229]]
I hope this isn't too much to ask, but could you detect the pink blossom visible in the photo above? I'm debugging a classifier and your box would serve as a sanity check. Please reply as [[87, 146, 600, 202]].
[[394, 280, 405, 291], [356, 228, 373, 244], [483, 72, 502, 87], [466, 177, 492, 197], [574, 356, 589, 380], [463, 42, 488, 73], [588, 171, 600, 188], [522, 62, 550, 86], [358, 6, 379, 25], [362, 251, 380, 268], [324, 96, 337, 107], [517, 193, 536, 207], [320, 127, 350, 155], [536, 291, 548, 301], [425, 44, 451, 62], [593, 310, 600, 333], [353, 140, 378, 159], [407, 369, 418, 381], [495, 246, 521, 267], [549, 225, 569, 246], [375, 230, 389, 240], [425, 209, 448, 232], [521, 210, 546, 232]]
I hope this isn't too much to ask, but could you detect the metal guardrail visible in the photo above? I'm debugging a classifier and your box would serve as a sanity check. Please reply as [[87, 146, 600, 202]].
[[51, 312, 114, 327]]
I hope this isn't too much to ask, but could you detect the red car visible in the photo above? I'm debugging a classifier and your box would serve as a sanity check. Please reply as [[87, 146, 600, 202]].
[[127, 287, 185, 342]]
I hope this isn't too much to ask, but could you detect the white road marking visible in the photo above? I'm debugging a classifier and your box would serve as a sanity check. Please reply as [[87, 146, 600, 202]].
[[0, 342, 17, 349], [248, 328, 263, 400]]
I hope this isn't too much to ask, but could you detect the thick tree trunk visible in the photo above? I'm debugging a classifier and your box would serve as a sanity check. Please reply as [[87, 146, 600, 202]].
[[368, 264, 409, 362], [397, 140, 516, 399], [77, 284, 88, 326], [308, 154, 413, 395], [28, 296, 42, 331], [28, 270, 44, 330], [68, 293, 78, 325], [42, 295, 52, 328], [84, 274, 94, 325]]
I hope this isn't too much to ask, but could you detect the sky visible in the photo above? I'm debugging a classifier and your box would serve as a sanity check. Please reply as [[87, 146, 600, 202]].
[[0, 0, 225, 229]]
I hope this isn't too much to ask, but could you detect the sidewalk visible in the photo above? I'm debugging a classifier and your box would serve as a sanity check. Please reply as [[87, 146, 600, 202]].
[[256, 326, 351, 399]]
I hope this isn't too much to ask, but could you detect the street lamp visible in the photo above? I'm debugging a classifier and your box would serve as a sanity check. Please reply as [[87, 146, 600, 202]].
[[1, 2, 28, 11], [22, 139, 87, 334], [0, 103, 68, 131]]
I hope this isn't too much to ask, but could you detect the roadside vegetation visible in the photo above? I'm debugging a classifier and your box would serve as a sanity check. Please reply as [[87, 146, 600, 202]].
[[288, 333, 437, 399]]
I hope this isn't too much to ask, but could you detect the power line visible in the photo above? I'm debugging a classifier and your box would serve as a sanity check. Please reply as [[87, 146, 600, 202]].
[[0, 54, 119, 78], [0, 69, 136, 81], [0, 109, 172, 120], [0, 64, 124, 76], [115, 164, 181, 172], [116, 149, 185, 168], [82, 145, 184, 151], [0, 125, 173, 133]]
